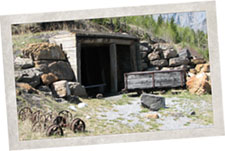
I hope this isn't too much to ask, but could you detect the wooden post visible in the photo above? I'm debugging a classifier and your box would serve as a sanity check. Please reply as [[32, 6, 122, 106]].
[[77, 41, 82, 83], [130, 43, 138, 71], [110, 43, 118, 93]]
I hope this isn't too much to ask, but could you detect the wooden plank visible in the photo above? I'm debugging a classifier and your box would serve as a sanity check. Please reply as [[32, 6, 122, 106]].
[[125, 70, 185, 90], [127, 74, 153, 89], [154, 72, 182, 88], [110, 43, 118, 93]]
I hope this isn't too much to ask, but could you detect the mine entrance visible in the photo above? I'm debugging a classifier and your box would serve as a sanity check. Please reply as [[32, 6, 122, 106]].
[[81, 44, 111, 96], [117, 45, 132, 91]]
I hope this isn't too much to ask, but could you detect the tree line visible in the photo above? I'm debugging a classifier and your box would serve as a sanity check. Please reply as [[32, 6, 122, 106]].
[[91, 15, 209, 60]]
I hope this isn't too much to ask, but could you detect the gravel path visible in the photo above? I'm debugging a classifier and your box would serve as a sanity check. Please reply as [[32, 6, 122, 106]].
[[97, 94, 213, 131]]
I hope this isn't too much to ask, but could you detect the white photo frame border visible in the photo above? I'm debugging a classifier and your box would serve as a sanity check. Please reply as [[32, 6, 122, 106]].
[[0, 1, 224, 150]]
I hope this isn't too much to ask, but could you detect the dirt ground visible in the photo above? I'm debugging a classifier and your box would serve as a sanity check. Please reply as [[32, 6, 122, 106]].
[[18, 90, 213, 141]]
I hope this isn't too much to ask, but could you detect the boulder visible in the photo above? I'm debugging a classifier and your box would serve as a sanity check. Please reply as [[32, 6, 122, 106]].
[[178, 48, 191, 58], [15, 68, 43, 88], [148, 51, 161, 61], [195, 63, 210, 73], [14, 57, 34, 70], [140, 94, 165, 111], [169, 57, 189, 67], [22, 43, 66, 61], [150, 59, 168, 67], [67, 95, 81, 104], [163, 49, 177, 59], [186, 72, 211, 95], [41, 73, 58, 85], [191, 58, 206, 65], [16, 83, 38, 94], [48, 61, 75, 81], [52, 80, 71, 98], [68, 82, 87, 98]]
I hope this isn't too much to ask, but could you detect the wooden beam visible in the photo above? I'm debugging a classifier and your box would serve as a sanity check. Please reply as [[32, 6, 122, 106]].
[[77, 42, 82, 83], [130, 43, 138, 71], [110, 43, 118, 93], [80, 38, 134, 45]]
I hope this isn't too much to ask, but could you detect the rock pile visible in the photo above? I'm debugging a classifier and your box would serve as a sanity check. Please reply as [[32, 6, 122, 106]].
[[138, 41, 211, 95], [139, 41, 193, 71], [186, 63, 211, 95], [14, 42, 87, 104]]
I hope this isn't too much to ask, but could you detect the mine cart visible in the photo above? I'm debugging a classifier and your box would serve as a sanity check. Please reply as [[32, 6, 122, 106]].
[[123, 69, 186, 94]]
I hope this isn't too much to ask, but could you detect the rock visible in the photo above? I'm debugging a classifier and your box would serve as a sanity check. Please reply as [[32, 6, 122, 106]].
[[163, 49, 177, 59], [15, 68, 43, 88], [16, 83, 38, 94], [195, 63, 210, 73], [68, 82, 87, 98], [189, 68, 197, 74], [55, 97, 67, 103], [96, 93, 103, 99], [174, 65, 190, 71], [189, 111, 196, 116], [34, 60, 53, 73], [140, 94, 165, 111], [48, 61, 75, 81], [140, 52, 148, 59], [14, 57, 34, 69], [22, 43, 66, 61], [139, 45, 149, 52], [52, 80, 71, 98], [161, 67, 173, 71], [191, 58, 206, 65], [67, 95, 81, 104], [146, 67, 159, 71], [169, 57, 189, 67], [178, 48, 191, 58], [150, 59, 168, 67], [68, 105, 77, 112], [86, 115, 91, 119], [37, 85, 52, 95], [77, 102, 88, 108], [147, 51, 161, 61], [186, 72, 211, 95], [41, 73, 58, 85], [145, 113, 159, 119]]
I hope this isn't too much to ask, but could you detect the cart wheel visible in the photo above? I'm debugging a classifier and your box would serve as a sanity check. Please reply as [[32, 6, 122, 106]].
[[32, 121, 44, 132], [18, 107, 33, 121], [46, 124, 63, 136], [70, 118, 85, 133], [31, 110, 43, 123], [53, 116, 67, 127], [58, 110, 73, 121]]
